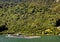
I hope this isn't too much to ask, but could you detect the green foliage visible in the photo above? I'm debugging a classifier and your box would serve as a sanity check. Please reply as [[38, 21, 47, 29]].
[[0, 0, 60, 36]]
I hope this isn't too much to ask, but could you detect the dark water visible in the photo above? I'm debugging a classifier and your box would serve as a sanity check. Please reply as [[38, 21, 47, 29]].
[[0, 35, 60, 42]]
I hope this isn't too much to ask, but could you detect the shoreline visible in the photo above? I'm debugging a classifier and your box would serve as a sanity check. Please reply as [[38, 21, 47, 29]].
[[6, 34, 41, 39]]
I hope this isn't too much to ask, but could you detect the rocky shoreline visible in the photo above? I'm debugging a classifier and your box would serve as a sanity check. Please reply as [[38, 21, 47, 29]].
[[6, 34, 41, 39]]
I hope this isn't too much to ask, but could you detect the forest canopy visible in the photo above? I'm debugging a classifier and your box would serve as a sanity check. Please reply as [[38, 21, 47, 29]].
[[0, 0, 60, 36]]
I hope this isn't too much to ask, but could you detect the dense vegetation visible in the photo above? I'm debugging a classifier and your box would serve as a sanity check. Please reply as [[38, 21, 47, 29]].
[[0, 0, 60, 36]]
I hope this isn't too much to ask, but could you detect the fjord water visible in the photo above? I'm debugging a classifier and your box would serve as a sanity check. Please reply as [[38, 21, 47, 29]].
[[0, 35, 60, 42]]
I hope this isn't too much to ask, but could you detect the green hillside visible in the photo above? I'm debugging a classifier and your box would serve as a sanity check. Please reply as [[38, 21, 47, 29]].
[[0, 0, 60, 36]]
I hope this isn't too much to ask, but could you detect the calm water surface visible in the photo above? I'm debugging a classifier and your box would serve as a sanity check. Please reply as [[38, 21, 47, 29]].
[[0, 35, 60, 42]]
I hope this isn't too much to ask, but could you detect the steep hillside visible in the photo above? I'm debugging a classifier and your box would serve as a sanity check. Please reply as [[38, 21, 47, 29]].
[[0, 0, 60, 36]]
